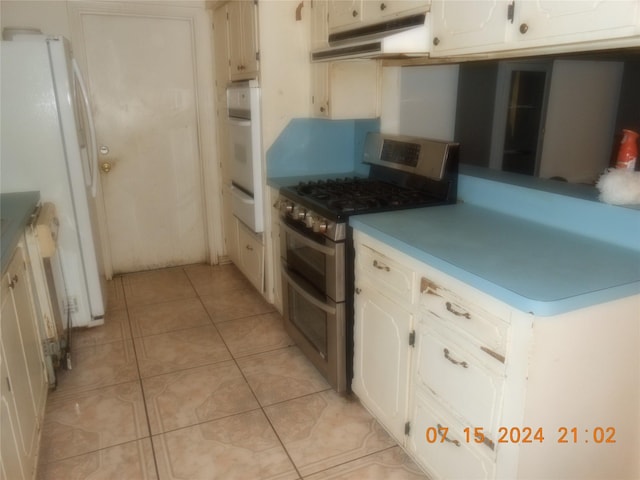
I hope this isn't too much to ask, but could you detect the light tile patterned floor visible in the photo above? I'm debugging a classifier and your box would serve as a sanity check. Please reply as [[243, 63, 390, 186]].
[[37, 264, 429, 479]]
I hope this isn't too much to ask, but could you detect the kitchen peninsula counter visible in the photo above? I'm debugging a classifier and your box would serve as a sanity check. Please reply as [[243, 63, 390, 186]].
[[350, 199, 640, 316], [1, 191, 40, 273]]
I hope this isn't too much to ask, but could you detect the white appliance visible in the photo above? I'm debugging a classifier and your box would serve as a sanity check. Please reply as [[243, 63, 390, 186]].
[[227, 80, 264, 233], [1, 34, 106, 328]]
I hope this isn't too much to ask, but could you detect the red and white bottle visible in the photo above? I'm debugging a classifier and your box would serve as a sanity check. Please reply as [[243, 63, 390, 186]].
[[615, 129, 639, 170]]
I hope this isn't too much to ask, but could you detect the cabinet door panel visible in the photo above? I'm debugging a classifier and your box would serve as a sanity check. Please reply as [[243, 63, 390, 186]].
[[358, 244, 414, 303], [237, 220, 264, 292], [408, 391, 496, 479], [1, 354, 26, 480], [515, 0, 640, 43], [1, 250, 39, 478], [367, 1, 428, 20], [420, 276, 509, 362], [353, 283, 411, 442], [414, 321, 504, 441], [328, 0, 364, 32], [430, 0, 510, 54]]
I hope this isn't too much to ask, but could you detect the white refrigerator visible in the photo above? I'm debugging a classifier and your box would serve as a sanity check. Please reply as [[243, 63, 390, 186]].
[[1, 34, 106, 328]]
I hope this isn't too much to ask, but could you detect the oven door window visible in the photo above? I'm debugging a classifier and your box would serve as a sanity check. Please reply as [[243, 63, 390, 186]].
[[287, 234, 326, 296], [281, 220, 343, 302], [288, 284, 329, 358]]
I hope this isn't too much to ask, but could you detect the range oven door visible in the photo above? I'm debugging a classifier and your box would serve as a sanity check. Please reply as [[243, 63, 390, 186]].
[[280, 219, 346, 392], [279, 219, 344, 302]]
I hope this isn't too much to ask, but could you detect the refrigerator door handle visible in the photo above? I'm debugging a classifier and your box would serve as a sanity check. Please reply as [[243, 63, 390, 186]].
[[73, 59, 98, 198]]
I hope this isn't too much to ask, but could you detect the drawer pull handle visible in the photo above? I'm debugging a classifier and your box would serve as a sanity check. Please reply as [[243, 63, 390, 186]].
[[437, 423, 461, 447], [372, 259, 390, 272], [446, 301, 471, 319], [444, 348, 468, 368]]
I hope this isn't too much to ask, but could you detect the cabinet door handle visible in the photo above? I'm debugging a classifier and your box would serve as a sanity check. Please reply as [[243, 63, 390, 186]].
[[246, 244, 253, 251], [446, 301, 471, 319], [352, 9, 358, 17], [8, 274, 18, 289], [437, 423, 461, 446], [372, 259, 390, 272], [380, 3, 387, 10], [444, 348, 468, 368], [519, 23, 529, 34]]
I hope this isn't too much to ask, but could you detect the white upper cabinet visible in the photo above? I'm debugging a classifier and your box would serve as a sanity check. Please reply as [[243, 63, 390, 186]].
[[430, 0, 640, 57], [364, 1, 429, 21], [328, 0, 365, 32], [328, 0, 428, 33], [311, 0, 330, 50], [513, 0, 640, 47], [311, 60, 380, 119], [430, 0, 513, 55], [227, 0, 259, 80]]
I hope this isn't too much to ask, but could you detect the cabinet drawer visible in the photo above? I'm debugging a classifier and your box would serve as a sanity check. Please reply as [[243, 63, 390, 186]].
[[357, 245, 414, 303], [408, 390, 496, 479], [414, 322, 504, 440], [419, 276, 508, 361]]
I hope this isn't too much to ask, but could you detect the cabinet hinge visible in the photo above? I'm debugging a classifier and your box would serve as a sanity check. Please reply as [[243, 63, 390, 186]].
[[409, 330, 415, 347], [405, 421, 411, 435], [507, 1, 515, 23]]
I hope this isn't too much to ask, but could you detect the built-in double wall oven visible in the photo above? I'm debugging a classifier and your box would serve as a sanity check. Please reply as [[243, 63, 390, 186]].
[[279, 216, 347, 392]]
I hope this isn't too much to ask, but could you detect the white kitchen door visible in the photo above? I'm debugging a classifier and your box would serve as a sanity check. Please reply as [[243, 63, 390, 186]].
[[69, 5, 212, 274]]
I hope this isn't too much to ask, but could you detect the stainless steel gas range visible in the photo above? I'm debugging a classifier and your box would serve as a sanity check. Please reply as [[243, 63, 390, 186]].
[[278, 132, 459, 392]]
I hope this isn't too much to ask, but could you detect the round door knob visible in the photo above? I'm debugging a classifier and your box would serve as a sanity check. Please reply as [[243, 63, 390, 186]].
[[519, 23, 529, 34], [100, 162, 112, 173], [380, 3, 387, 10], [352, 9, 358, 17], [433, 37, 440, 46]]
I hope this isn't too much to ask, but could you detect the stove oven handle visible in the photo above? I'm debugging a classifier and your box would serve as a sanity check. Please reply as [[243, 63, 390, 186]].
[[280, 259, 337, 315], [280, 220, 336, 257]]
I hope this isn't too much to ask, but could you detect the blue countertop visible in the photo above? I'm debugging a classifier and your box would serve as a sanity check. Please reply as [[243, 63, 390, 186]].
[[1, 191, 40, 273], [350, 204, 640, 316]]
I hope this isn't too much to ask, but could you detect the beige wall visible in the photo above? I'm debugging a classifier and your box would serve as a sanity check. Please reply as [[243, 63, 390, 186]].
[[1, 0, 71, 38]]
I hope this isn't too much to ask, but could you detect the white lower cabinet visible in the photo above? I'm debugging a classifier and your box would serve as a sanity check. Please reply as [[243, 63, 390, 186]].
[[352, 279, 412, 442], [235, 219, 264, 293], [1, 242, 48, 480], [413, 320, 505, 446], [407, 390, 496, 480], [353, 229, 639, 480]]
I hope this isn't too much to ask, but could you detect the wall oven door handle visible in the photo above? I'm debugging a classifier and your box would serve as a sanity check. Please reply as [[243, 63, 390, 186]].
[[280, 220, 336, 256], [281, 259, 337, 315]]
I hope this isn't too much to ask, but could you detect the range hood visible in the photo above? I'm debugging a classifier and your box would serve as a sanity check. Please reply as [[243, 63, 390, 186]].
[[312, 13, 430, 62]]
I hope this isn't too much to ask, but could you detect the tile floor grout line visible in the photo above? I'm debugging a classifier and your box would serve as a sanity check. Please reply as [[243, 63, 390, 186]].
[[193, 278, 305, 479], [122, 269, 163, 480]]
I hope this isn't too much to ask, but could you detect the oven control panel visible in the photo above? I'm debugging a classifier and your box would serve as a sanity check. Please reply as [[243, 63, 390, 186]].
[[278, 198, 345, 242]]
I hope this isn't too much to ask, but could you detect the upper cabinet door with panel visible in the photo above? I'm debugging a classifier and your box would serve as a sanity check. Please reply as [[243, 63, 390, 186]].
[[329, 0, 365, 32], [364, 0, 428, 20], [228, 0, 259, 80], [430, 0, 511, 55], [513, 0, 640, 47]]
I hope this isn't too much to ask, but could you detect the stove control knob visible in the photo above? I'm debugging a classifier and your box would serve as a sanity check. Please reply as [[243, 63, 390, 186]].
[[305, 214, 315, 229], [284, 201, 294, 214], [314, 219, 328, 233], [293, 205, 306, 220]]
